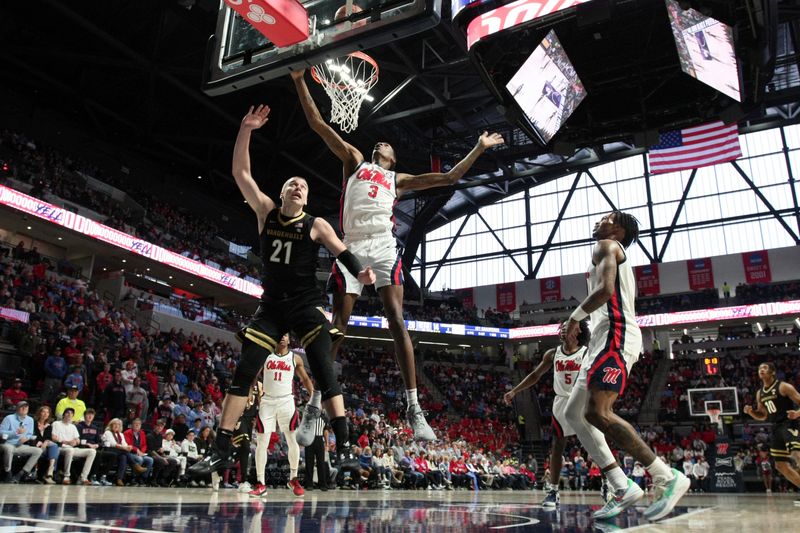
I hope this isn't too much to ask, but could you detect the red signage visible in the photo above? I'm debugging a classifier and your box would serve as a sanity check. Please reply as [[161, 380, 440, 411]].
[[634, 263, 661, 296], [496, 282, 516, 312], [466, 0, 591, 49], [456, 287, 475, 308], [742, 250, 771, 284], [539, 277, 561, 302], [224, 0, 309, 48], [687, 258, 715, 291]]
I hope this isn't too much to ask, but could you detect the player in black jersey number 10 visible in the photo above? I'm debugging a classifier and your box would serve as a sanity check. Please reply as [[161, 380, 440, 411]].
[[744, 362, 800, 506], [188, 104, 375, 477]]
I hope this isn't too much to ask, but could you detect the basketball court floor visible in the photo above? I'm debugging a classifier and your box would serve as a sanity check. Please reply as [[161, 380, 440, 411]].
[[0, 486, 796, 532]]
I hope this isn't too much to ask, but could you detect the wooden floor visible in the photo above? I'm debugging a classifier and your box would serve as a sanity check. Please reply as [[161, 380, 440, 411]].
[[0, 485, 797, 532]]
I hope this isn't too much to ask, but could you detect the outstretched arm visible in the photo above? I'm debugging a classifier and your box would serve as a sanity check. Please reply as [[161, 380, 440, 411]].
[[503, 349, 555, 405], [564, 240, 623, 344], [291, 70, 363, 174], [310, 217, 375, 285], [233, 105, 276, 225], [395, 132, 504, 195], [294, 354, 315, 397]]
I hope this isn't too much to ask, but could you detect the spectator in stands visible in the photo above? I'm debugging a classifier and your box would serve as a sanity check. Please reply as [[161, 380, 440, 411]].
[[102, 418, 140, 486], [95, 363, 113, 399], [31, 405, 60, 483], [0, 401, 42, 483], [187, 383, 203, 404], [63, 366, 85, 394], [3, 378, 28, 410], [56, 385, 87, 421], [181, 429, 201, 471], [50, 407, 96, 485], [123, 417, 154, 485], [126, 377, 148, 419], [43, 346, 67, 406], [104, 369, 127, 421], [76, 408, 108, 485], [121, 360, 137, 392]]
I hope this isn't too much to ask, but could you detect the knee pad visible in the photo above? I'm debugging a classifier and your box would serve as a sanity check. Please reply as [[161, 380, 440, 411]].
[[230, 338, 271, 396]]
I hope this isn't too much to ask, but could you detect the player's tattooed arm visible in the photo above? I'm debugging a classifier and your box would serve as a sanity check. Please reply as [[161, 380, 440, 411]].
[[504, 348, 555, 405], [395, 132, 505, 195], [291, 69, 363, 175], [604, 421, 657, 465]]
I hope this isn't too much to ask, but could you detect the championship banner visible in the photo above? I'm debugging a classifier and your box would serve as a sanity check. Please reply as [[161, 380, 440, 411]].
[[456, 287, 474, 308], [539, 277, 561, 302], [742, 250, 771, 284], [635, 263, 660, 296], [687, 258, 714, 291], [496, 282, 516, 312]]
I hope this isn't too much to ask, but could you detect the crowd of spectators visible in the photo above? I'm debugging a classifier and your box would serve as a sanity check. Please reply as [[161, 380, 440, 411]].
[[425, 362, 514, 424], [0, 129, 259, 281]]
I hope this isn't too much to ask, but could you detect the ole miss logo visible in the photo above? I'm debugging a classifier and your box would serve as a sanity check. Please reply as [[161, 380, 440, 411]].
[[266, 360, 291, 372], [602, 368, 622, 384], [555, 360, 581, 372]]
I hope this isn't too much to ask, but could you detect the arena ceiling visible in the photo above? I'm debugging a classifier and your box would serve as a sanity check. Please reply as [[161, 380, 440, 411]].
[[1, 0, 799, 267]]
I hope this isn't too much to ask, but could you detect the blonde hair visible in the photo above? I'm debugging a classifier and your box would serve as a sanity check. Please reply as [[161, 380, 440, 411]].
[[106, 418, 123, 432]]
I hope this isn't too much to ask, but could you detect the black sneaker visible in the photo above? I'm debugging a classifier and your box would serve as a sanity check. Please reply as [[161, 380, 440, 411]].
[[336, 451, 359, 469], [187, 449, 233, 477]]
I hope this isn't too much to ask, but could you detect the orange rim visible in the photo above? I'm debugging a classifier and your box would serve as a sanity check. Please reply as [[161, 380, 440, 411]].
[[310, 51, 379, 91]]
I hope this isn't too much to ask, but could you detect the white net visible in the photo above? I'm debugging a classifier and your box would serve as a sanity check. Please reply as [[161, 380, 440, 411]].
[[311, 52, 378, 133]]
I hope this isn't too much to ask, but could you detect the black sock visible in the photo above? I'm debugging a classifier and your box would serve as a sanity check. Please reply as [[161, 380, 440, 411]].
[[330, 416, 350, 455], [216, 428, 233, 453]]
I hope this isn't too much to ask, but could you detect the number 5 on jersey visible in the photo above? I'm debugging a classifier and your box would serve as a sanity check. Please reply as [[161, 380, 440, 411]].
[[270, 240, 292, 264]]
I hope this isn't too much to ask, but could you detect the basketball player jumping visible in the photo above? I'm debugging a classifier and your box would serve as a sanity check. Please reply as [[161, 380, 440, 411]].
[[292, 69, 504, 441], [744, 362, 800, 506], [249, 333, 314, 498], [563, 211, 690, 521], [504, 320, 591, 508], [189, 104, 375, 476]]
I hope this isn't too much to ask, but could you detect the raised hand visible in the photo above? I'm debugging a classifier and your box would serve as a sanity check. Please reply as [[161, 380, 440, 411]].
[[241, 104, 271, 131], [743, 405, 753, 415], [357, 266, 376, 285], [503, 391, 515, 406], [477, 131, 505, 151], [290, 69, 306, 81], [788, 410, 799, 420]]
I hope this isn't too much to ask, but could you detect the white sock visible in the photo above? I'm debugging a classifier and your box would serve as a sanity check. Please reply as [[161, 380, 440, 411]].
[[309, 390, 321, 409], [605, 466, 629, 492], [406, 389, 418, 407], [645, 458, 673, 480]]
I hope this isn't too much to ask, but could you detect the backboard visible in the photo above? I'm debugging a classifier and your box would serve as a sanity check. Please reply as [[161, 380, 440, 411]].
[[687, 386, 739, 417], [203, 0, 441, 96]]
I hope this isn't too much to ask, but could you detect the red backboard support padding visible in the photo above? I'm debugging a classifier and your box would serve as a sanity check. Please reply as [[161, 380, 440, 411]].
[[225, 0, 309, 48]]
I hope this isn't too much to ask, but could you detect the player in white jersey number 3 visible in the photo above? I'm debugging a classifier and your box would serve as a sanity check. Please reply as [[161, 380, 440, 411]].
[[562, 211, 690, 522], [249, 334, 314, 498], [504, 320, 590, 508], [293, 70, 504, 441]]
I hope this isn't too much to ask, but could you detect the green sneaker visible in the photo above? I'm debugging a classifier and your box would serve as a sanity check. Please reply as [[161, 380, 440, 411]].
[[593, 478, 644, 520], [643, 468, 690, 521]]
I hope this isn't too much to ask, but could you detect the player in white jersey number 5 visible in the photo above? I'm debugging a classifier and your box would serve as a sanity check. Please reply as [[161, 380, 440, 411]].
[[504, 320, 590, 508], [249, 333, 314, 499], [562, 211, 689, 522], [293, 70, 503, 440]]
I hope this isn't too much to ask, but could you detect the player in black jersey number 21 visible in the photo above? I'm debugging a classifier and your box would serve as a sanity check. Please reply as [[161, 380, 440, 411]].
[[189, 104, 375, 476], [744, 361, 800, 506]]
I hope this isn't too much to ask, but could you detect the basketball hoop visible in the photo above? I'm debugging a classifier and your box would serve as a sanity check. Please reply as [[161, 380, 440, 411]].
[[310, 51, 378, 133], [707, 407, 723, 432]]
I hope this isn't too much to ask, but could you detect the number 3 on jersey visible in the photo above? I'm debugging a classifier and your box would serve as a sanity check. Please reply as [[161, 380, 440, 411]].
[[368, 184, 378, 198], [270, 240, 292, 264]]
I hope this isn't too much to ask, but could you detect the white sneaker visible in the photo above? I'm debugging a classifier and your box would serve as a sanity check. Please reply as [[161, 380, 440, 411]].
[[210, 472, 220, 492], [643, 469, 690, 521], [296, 404, 321, 447], [593, 478, 644, 520], [406, 405, 436, 441], [238, 481, 252, 493]]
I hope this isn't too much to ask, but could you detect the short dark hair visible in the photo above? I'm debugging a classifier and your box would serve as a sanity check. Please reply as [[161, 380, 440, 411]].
[[577, 319, 591, 347], [85, 408, 96, 416], [611, 211, 640, 248], [761, 361, 777, 374], [62, 407, 75, 416]]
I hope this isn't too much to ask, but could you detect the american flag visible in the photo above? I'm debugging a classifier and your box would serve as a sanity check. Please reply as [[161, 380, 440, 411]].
[[647, 121, 741, 174]]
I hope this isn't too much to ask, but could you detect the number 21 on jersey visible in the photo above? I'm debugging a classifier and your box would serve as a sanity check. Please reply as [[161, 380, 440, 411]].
[[270, 240, 292, 264]]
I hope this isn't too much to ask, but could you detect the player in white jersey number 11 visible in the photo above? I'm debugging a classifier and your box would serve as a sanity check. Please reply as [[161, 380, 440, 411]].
[[504, 319, 590, 508], [292, 69, 504, 441]]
